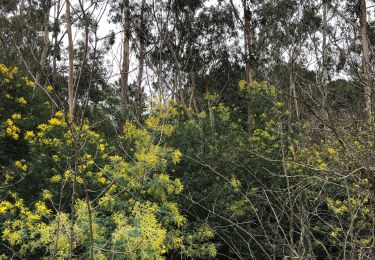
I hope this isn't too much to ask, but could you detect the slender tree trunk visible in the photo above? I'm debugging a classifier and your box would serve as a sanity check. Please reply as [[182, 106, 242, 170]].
[[66, 0, 74, 116], [321, 1, 329, 123], [52, 0, 60, 84], [288, 66, 300, 127], [290, 69, 300, 123], [242, 0, 254, 131], [35, 2, 51, 90], [136, 0, 146, 119], [120, 0, 130, 115], [66, 1, 76, 258], [359, 0, 372, 117]]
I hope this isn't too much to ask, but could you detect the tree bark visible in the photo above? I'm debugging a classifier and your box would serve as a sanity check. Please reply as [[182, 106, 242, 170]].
[[242, 0, 254, 131], [135, 0, 146, 119], [35, 2, 51, 91], [120, 0, 130, 115], [327, 0, 372, 117], [359, 0, 372, 116], [66, 0, 74, 115], [320, 1, 329, 123]]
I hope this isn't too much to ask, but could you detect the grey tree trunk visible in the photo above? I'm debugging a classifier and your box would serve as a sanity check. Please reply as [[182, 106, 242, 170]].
[[242, 0, 254, 131], [135, 0, 146, 119], [359, 0, 372, 116], [66, 0, 74, 115], [35, 3, 51, 90], [120, 0, 130, 115]]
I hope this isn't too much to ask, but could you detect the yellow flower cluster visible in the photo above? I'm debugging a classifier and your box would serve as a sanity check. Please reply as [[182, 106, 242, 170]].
[[42, 189, 52, 200], [17, 97, 27, 105], [6, 119, 21, 140], [15, 160, 28, 171], [46, 85, 54, 92], [37, 123, 50, 132], [35, 201, 51, 215], [238, 80, 247, 91], [98, 143, 106, 152], [0, 201, 12, 214], [11, 113, 21, 120], [0, 64, 18, 80], [24, 131, 35, 141], [49, 117, 64, 126], [55, 111, 64, 118], [172, 149, 182, 165], [22, 76, 36, 88]]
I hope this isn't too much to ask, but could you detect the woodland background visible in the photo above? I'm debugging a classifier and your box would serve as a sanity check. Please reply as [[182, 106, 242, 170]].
[[0, 0, 374, 259]]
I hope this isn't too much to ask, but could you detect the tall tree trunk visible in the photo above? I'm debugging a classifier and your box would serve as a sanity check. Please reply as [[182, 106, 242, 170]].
[[290, 68, 300, 123], [120, 0, 130, 115], [66, 0, 75, 257], [35, 2, 51, 91], [52, 0, 61, 84], [242, 0, 254, 131], [321, 1, 329, 123], [135, 0, 146, 119], [66, 0, 74, 115], [359, 0, 372, 117], [66, 0, 74, 116]]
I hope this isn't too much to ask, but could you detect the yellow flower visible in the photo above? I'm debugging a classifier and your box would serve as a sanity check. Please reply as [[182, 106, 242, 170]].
[[99, 144, 106, 152], [76, 176, 84, 184], [46, 85, 54, 92], [35, 201, 51, 215], [172, 149, 182, 164], [6, 125, 20, 140], [24, 78, 36, 88], [0, 64, 9, 75], [17, 97, 27, 105], [6, 119, 13, 126], [54, 111, 64, 118], [42, 190, 52, 200], [4, 94, 11, 99], [52, 155, 59, 162], [49, 117, 63, 126], [15, 161, 27, 171], [11, 67, 18, 74], [37, 124, 50, 132], [50, 175, 61, 183], [238, 80, 247, 91], [11, 113, 21, 120], [24, 131, 35, 140], [0, 201, 12, 214], [98, 177, 107, 184], [327, 147, 337, 156]]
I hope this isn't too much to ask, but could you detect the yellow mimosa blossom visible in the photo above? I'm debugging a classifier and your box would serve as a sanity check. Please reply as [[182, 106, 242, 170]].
[[48, 117, 63, 126], [46, 85, 54, 92], [238, 80, 247, 91], [17, 97, 27, 105], [24, 131, 35, 140], [42, 190, 52, 200], [50, 175, 61, 183], [35, 201, 51, 215], [11, 113, 21, 120], [54, 111, 64, 118], [0, 201, 12, 214], [37, 124, 50, 132], [98, 177, 107, 184], [6, 124, 20, 140], [15, 161, 28, 171], [6, 119, 13, 126]]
